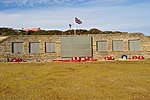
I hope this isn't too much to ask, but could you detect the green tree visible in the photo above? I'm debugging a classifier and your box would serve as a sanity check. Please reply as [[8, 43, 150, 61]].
[[88, 28, 102, 34]]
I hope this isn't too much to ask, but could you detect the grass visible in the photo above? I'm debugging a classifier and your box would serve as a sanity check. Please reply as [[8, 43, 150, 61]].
[[0, 60, 150, 100]]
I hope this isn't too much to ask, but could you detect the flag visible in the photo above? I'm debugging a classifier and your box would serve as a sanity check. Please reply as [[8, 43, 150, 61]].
[[75, 17, 82, 24]]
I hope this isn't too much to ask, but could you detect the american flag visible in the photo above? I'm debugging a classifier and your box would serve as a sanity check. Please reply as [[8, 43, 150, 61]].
[[75, 17, 82, 24]]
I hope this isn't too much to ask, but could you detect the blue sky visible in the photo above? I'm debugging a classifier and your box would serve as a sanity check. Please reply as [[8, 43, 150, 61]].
[[0, 0, 150, 36]]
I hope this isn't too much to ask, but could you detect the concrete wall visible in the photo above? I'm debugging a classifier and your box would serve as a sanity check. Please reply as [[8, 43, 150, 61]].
[[0, 33, 149, 62]]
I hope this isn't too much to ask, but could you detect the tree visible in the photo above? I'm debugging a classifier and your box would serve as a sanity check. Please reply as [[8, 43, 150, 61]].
[[88, 28, 102, 34]]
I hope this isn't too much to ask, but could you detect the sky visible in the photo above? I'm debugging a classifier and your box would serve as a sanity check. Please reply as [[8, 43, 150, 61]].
[[0, 0, 150, 36]]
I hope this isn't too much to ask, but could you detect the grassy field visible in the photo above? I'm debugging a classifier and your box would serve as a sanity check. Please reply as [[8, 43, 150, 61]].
[[0, 60, 150, 100]]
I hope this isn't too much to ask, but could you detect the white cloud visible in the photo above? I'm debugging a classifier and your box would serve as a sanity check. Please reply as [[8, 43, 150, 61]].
[[0, 0, 89, 7], [1, 0, 149, 8], [0, 0, 150, 35]]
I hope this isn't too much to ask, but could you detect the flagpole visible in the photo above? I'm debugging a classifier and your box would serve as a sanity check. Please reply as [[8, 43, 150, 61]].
[[74, 17, 82, 35], [74, 17, 76, 35]]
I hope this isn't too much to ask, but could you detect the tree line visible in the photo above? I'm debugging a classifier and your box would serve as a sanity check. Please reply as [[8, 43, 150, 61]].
[[0, 27, 127, 36]]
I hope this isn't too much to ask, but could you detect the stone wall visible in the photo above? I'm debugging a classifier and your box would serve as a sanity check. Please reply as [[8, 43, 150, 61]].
[[0, 33, 149, 62], [0, 35, 61, 62], [90, 33, 150, 59]]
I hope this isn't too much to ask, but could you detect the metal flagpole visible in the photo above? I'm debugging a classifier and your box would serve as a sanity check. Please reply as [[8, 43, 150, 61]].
[[74, 17, 76, 35]]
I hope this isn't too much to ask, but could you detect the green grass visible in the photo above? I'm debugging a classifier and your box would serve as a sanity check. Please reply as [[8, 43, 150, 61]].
[[0, 60, 150, 100]]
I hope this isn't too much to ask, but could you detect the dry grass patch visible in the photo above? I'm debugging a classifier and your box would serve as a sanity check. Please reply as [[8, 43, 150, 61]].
[[0, 60, 150, 100]]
